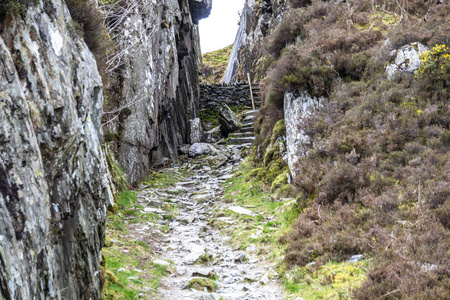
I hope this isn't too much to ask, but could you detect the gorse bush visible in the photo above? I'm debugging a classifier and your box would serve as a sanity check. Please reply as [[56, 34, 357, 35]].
[[415, 44, 450, 90]]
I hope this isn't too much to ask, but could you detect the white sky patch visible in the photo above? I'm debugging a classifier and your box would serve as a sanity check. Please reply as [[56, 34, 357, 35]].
[[49, 25, 64, 56], [199, 0, 244, 53]]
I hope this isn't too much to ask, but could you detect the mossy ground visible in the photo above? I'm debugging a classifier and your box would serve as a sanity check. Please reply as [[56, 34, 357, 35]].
[[211, 157, 369, 299], [101, 168, 189, 299], [101, 191, 168, 299], [186, 278, 218, 292], [282, 261, 370, 299]]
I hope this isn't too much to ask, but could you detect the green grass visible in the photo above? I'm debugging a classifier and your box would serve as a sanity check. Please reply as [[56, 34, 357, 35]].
[[140, 169, 189, 189], [199, 109, 220, 126], [102, 187, 177, 298], [214, 157, 370, 298], [282, 260, 370, 299], [211, 157, 298, 253]]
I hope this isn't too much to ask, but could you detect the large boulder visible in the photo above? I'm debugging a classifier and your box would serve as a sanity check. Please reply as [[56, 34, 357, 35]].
[[218, 104, 240, 135], [385, 42, 428, 80], [284, 92, 324, 178], [189, 143, 214, 157]]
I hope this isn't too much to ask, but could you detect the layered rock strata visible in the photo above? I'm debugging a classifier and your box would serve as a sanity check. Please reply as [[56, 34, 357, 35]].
[[115, 0, 211, 184]]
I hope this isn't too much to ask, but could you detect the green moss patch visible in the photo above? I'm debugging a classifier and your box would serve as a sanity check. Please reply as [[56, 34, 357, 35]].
[[282, 260, 370, 299], [186, 277, 218, 292]]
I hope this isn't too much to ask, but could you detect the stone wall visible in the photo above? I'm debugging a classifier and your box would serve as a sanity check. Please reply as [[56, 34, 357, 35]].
[[199, 83, 260, 111], [0, 1, 113, 299]]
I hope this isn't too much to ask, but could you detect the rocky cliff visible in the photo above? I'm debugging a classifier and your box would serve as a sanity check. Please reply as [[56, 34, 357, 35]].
[[108, 0, 211, 184], [0, 1, 113, 299], [223, 0, 287, 83], [0, 0, 212, 298]]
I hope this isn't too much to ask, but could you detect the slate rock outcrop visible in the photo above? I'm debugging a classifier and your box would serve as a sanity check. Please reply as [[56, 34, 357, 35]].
[[115, 0, 212, 184], [223, 0, 288, 83], [0, 1, 113, 299], [385, 42, 428, 80], [284, 92, 324, 178]]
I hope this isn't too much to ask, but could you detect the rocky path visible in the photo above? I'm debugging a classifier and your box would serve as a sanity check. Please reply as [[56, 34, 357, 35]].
[[139, 144, 284, 300]]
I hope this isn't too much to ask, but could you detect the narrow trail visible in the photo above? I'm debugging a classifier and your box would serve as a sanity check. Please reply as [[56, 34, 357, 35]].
[[138, 144, 285, 300]]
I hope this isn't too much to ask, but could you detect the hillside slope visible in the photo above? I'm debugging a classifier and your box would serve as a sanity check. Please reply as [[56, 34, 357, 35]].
[[227, 0, 450, 298], [200, 44, 233, 84]]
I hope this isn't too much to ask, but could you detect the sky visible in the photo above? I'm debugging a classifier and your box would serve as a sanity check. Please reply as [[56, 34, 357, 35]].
[[199, 0, 245, 53]]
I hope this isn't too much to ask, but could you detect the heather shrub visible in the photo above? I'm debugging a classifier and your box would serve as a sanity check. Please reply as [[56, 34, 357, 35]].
[[65, 0, 111, 73], [265, 9, 306, 56], [287, 0, 311, 9], [253, 0, 450, 296], [282, 62, 449, 298]]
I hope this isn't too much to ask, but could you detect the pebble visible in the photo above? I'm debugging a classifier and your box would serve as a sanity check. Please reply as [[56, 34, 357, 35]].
[[348, 254, 365, 263], [153, 259, 171, 266], [228, 206, 255, 216], [234, 253, 246, 263], [260, 274, 269, 285], [246, 244, 257, 252]]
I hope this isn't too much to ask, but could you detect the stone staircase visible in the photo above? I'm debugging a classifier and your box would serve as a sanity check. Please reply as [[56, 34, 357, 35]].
[[227, 109, 258, 145], [224, 82, 260, 145]]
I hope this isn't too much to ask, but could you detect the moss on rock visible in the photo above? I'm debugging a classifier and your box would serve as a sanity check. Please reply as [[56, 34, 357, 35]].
[[186, 277, 217, 292], [271, 172, 289, 192], [270, 119, 286, 145]]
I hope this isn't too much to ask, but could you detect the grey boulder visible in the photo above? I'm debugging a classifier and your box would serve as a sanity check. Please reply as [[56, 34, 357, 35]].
[[189, 143, 212, 157], [218, 104, 240, 135]]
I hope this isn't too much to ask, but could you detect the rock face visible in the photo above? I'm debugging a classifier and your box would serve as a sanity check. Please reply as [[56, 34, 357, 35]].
[[284, 92, 324, 178], [0, 1, 112, 299], [115, 0, 211, 184], [223, 0, 287, 83], [386, 42, 428, 80]]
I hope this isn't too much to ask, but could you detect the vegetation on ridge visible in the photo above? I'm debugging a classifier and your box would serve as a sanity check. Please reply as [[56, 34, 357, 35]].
[[200, 44, 233, 84]]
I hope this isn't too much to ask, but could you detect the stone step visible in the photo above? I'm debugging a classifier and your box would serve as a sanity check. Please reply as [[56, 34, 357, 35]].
[[227, 136, 256, 144], [240, 126, 254, 133], [243, 115, 256, 122], [230, 132, 255, 138], [244, 110, 259, 116], [242, 120, 255, 127]]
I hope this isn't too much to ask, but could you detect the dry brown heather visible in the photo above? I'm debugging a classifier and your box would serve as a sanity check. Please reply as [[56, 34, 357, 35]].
[[253, 0, 450, 298]]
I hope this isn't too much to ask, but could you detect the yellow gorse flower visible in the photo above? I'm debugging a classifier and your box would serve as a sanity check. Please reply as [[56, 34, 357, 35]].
[[415, 44, 450, 79]]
